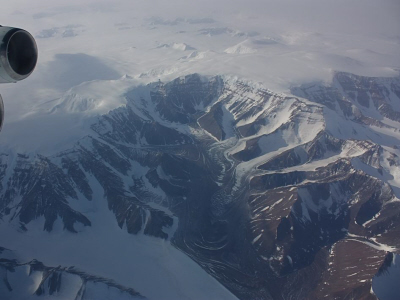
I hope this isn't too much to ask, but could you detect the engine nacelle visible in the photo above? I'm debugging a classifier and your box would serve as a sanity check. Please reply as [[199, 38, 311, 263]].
[[0, 26, 37, 131], [0, 26, 37, 83]]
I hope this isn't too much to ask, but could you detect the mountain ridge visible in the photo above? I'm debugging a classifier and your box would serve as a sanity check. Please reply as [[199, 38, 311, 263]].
[[1, 72, 400, 299]]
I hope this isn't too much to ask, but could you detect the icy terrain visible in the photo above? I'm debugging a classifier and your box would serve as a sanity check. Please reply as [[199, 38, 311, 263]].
[[0, 0, 399, 299], [1, 72, 399, 299], [0, 0, 398, 155]]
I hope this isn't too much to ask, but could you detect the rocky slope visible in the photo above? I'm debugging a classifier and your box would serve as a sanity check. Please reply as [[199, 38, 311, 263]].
[[1, 72, 400, 299]]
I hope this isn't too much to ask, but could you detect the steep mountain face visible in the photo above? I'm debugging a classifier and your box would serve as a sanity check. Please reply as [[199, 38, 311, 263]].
[[1, 72, 399, 299]]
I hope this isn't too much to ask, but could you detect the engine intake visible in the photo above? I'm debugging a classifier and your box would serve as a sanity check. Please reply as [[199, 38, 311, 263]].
[[0, 26, 37, 131], [0, 26, 38, 83]]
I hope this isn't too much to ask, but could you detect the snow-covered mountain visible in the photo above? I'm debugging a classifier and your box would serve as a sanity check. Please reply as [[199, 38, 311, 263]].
[[1, 72, 399, 299]]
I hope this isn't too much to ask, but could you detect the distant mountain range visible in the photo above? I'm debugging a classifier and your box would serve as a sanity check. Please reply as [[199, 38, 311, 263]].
[[1, 72, 399, 299]]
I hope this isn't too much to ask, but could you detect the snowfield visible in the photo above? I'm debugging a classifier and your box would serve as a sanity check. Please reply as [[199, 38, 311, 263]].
[[0, 1, 399, 300]]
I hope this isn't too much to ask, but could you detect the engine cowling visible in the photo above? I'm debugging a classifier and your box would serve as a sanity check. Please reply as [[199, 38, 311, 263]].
[[0, 26, 37, 131], [0, 26, 38, 83]]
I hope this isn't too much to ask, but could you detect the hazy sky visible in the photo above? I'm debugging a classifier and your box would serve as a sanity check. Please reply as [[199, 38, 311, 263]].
[[0, 0, 398, 93], [1, 0, 399, 36]]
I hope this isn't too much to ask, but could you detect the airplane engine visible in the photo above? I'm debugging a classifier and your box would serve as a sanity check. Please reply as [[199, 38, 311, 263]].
[[0, 26, 38, 83], [0, 26, 37, 130]]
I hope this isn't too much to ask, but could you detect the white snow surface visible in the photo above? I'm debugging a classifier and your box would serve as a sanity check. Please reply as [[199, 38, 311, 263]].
[[0, 175, 237, 300], [0, 1, 399, 298], [0, 0, 398, 154], [224, 40, 257, 54]]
